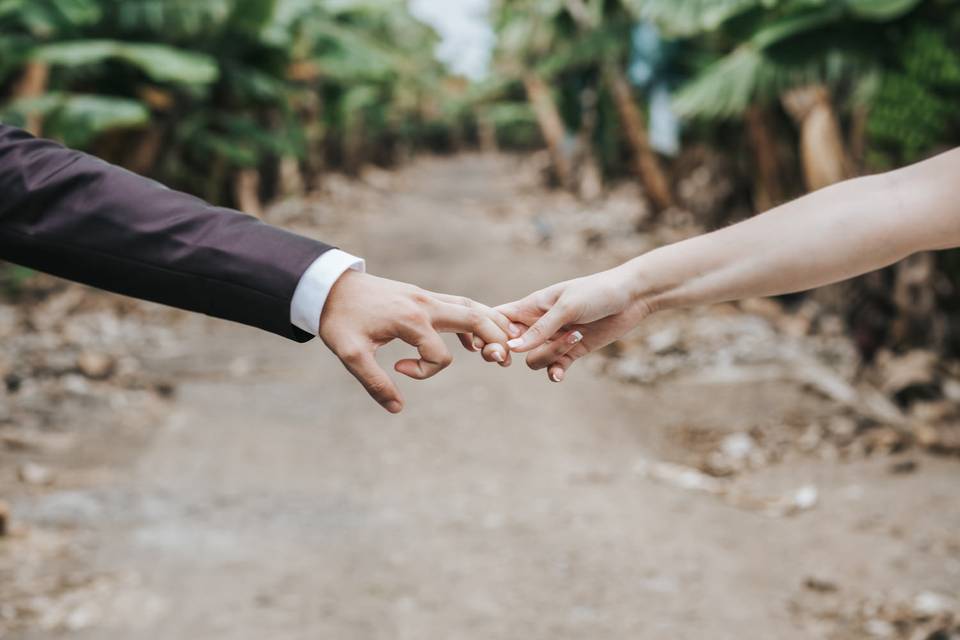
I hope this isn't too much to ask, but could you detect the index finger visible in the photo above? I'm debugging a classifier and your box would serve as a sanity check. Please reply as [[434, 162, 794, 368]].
[[339, 347, 404, 413]]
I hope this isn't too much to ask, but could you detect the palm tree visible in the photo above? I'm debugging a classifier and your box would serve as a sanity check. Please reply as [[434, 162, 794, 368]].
[[638, 0, 926, 195], [0, 0, 453, 206]]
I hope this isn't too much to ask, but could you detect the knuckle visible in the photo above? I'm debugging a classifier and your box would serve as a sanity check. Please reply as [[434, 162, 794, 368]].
[[410, 290, 432, 306], [466, 309, 484, 327], [339, 346, 365, 365], [366, 378, 390, 396], [400, 305, 428, 327]]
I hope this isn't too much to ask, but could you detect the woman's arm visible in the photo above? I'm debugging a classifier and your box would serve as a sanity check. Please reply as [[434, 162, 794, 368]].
[[633, 147, 960, 312], [499, 148, 960, 380]]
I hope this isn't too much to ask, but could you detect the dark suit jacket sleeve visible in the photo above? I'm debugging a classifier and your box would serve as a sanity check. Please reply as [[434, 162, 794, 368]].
[[0, 124, 334, 342]]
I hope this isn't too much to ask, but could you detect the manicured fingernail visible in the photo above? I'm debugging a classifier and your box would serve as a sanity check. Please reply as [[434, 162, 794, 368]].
[[508, 323, 523, 337], [385, 401, 403, 413], [568, 330, 583, 345], [550, 370, 564, 382], [507, 338, 524, 350], [491, 349, 504, 363], [473, 337, 484, 350]]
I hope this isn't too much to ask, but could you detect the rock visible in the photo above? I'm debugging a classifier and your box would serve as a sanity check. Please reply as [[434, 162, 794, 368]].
[[827, 416, 857, 439], [876, 349, 939, 396], [18, 461, 54, 486], [719, 432, 755, 462], [0, 500, 8, 536], [910, 400, 956, 425], [943, 377, 960, 403], [646, 327, 682, 354], [790, 485, 819, 512], [912, 591, 955, 617], [76, 351, 115, 380], [912, 423, 941, 448], [889, 459, 918, 475], [633, 458, 727, 495], [803, 576, 839, 593], [864, 619, 895, 637]]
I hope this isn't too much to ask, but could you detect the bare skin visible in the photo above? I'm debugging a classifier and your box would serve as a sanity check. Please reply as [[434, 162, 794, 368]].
[[499, 147, 960, 381], [319, 270, 517, 413]]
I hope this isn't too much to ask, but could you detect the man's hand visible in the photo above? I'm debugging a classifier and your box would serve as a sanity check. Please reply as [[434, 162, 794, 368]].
[[319, 271, 518, 413]]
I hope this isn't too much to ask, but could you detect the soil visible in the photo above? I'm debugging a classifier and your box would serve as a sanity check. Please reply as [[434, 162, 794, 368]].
[[1, 154, 957, 639]]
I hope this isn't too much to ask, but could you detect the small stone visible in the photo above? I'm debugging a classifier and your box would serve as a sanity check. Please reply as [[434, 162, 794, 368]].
[[794, 485, 819, 510], [864, 619, 895, 637], [76, 351, 115, 379], [18, 461, 54, 486], [889, 459, 918, 475], [720, 432, 755, 461], [827, 416, 857, 439], [912, 591, 954, 617], [646, 327, 682, 354], [913, 423, 941, 448], [803, 576, 839, 593]]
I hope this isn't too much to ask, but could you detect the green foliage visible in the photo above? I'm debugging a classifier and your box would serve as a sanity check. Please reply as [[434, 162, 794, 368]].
[[1, 93, 149, 147], [867, 24, 960, 165], [0, 0, 456, 202], [657, 0, 925, 120], [32, 39, 219, 84]]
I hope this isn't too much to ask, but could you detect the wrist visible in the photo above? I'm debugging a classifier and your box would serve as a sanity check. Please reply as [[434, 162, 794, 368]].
[[319, 268, 365, 328], [620, 251, 663, 314]]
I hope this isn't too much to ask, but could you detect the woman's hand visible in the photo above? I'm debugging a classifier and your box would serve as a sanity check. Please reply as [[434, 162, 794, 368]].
[[496, 262, 655, 382]]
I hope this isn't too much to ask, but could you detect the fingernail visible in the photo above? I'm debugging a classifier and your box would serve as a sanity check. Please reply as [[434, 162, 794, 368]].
[[473, 337, 484, 350], [568, 331, 583, 345], [508, 323, 523, 337], [491, 348, 504, 362], [550, 370, 564, 382], [507, 338, 524, 350], [385, 401, 403, 413]]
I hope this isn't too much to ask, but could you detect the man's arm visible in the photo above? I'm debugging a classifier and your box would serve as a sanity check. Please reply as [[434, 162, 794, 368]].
[[0, 124, 331, 341], [0, 125, 517, 412]]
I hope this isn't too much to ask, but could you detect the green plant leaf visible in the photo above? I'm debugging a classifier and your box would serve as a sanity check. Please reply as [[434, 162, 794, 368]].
[[2, 92, 150, 146], [32, 39, 219, 85]]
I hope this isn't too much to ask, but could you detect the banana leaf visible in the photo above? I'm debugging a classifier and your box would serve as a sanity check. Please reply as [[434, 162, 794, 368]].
[[32, 39, 219, 85]]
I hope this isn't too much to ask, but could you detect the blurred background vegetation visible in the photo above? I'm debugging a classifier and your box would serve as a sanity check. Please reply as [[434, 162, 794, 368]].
[[1, 0, 959, 357]]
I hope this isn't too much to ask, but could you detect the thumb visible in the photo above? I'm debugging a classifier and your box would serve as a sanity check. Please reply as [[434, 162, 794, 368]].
[[506, 302, 572, 353]]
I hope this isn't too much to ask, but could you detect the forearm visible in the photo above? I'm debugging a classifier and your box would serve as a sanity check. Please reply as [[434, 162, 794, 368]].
[[628, 148, 960, 312]]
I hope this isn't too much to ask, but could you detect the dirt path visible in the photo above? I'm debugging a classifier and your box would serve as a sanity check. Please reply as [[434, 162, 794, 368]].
[[10, 156, 959, 639]]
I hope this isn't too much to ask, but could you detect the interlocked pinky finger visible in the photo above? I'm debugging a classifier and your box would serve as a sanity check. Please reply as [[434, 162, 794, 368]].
[[457, 333, 477, 352], [481, 342, 511, 367]]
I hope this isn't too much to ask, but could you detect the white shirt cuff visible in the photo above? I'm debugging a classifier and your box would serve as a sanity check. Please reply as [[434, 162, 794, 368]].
[[290, 249, 365, 336]]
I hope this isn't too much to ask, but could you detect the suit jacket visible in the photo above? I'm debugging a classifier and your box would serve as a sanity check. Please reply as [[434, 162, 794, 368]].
[[0, 124, 332, 342]]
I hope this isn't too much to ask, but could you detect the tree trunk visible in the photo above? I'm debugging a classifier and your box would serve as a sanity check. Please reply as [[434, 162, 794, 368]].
[[234, 168, 263, 218], [744, 104, 785, 211], [574, 86, 603, 201], [782, 85, 851, 192], [126, 127, 165, 175], [300, 90, 325, 191], [523, 71, 573, 189], [476, 109, 499, 154], [12, 61, 49, 136], [605, 62, 674, 213]]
